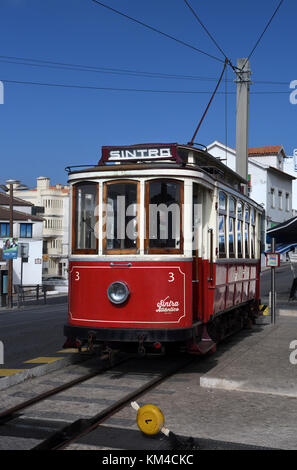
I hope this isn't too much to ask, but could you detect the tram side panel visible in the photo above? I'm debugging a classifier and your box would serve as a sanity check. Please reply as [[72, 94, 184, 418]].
[[198, 260, 261, 324], [68, 260, 193, 330]]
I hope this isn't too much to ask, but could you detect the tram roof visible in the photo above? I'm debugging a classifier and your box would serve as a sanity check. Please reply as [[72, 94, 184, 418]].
[[66, 143, 247, 187]]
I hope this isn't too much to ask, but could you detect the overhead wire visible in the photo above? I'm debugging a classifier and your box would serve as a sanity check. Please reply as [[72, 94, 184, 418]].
[[0, 77, 289, 95], [242, 0, 285, 70], [0, 54, 288, 86], [89, 0, 225, 64], [182, 0, 238, 74], [0, 55, 232, 81], [188, 59, 228, 145]]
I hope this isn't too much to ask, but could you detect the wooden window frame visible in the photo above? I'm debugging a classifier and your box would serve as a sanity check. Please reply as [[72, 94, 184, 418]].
[[72, 182, 99, 255], [145, 178, 184, 255], [102, 179, 140, 255]]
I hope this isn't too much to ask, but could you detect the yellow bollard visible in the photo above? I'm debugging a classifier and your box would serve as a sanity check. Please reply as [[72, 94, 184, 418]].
[[131, 402, 168, 436]]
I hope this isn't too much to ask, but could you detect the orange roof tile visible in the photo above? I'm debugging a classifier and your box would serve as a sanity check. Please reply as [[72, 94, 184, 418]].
[[248, 145, 283, 156]]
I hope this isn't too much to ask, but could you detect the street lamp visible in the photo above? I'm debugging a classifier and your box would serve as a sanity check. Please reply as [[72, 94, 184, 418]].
[[1, 180, 21, 308]]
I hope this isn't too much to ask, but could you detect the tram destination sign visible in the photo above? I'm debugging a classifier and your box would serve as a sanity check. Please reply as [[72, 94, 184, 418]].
[[100, 143, 181, 164]]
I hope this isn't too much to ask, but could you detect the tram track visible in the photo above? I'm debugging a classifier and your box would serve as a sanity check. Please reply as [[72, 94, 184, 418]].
[[0, 351, 130, 425], [0, 352, 196, 450], [33, 355, 196, 450]]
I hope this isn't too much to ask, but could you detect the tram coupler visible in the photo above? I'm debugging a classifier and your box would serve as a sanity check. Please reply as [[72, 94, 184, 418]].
[[104, 346, 117, 364], [87, 332, 95, 353]]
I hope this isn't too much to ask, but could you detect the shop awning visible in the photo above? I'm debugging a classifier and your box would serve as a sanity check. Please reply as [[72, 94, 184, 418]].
[[266, 216, 297, 244], [268, 242, 297, 254]]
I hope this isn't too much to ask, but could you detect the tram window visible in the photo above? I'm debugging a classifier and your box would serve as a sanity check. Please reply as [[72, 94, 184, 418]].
[[104, 181, 139, 253], [229, 218, 235, 257], [73, 183, 98, 253], [244, 206, 250, 258], [237, 202, 243, 258], [251, 208, 255, 258], [219, 215, 226, 257], [219, 192, 227, 211], [146, 180, 183, 253], [229, 197, 236, 258], [218, 192, 227, 258]]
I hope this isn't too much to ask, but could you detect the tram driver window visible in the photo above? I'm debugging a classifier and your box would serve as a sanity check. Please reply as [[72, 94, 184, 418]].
[[146, 180, 183, 253], [73, 182, 98, 253], [104, 181, 138, 253]]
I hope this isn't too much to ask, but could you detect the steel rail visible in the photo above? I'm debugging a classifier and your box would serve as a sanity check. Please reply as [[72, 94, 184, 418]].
[[0, 353, 129, 425], [32, 356, 196, 450]]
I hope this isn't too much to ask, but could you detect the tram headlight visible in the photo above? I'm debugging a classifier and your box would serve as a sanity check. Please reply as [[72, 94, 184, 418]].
[[107, 281, 129, 305]]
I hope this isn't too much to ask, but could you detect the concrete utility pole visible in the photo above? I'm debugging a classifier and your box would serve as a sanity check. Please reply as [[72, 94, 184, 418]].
[[235, 58, 252, 195], [6, 180, 17, 308]]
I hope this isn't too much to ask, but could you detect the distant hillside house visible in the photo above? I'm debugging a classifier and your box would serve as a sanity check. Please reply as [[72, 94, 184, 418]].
[[0, 193, 43, 288], [14, 177, 70, 278]]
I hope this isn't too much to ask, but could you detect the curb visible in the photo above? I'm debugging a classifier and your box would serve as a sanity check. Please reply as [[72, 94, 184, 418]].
[[0, 349, 90, 391]]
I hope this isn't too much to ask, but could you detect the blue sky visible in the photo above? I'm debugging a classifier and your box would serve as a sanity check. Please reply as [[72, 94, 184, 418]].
[[0, 0, 296, 187]]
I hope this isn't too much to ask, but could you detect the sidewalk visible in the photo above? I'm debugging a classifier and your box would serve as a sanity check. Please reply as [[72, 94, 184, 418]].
[[0, 293, 68, 312]]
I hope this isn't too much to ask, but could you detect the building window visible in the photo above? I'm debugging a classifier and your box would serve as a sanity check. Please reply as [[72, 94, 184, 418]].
[[0, 223, 9, 237], [286, 193, 290, 211], [271, 188, 275, 208], [278, 191, 283, 210], [20, 223, 32, 238]]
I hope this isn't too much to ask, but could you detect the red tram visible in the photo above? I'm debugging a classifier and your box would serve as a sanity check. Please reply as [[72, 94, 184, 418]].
[[64, 143, 263, 355]]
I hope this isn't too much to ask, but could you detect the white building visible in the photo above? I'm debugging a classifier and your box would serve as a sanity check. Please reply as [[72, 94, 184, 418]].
[[207, 140, 236, 172], [14, 177, 70, 278], [248, 146, 294, 228], [0, 193, 43, 287], [283, 151, 297, 215], [207, 142, 295, 239]]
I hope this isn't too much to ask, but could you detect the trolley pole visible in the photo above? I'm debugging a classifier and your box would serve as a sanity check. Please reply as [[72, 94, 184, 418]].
[[271, 237, 276, 324]]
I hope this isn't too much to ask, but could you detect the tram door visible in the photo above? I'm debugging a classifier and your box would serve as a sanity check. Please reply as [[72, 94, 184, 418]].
[[192, 183, 202, 320]]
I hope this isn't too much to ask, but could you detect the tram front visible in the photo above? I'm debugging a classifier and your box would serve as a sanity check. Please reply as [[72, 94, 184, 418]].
[[64, 144, 200, 354]]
